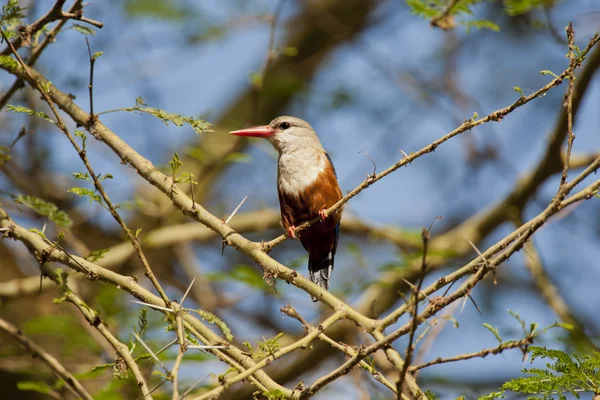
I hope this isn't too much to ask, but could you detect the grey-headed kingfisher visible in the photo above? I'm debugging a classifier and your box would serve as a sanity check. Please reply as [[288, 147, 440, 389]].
[[230, 116, 343, 301]]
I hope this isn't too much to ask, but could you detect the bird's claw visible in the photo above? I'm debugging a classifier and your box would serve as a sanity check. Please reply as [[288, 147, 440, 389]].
[[318, 207, 327, 222], [287, 226, 297, 239]]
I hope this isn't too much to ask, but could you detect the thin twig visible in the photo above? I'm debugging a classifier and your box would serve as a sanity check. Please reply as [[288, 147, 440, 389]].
[[396, 225, 431, 397], [558, 23, 577, 194], [409, 336, 534, 372], [85, 37, 95, 119], [0, 317, 94, 400], [0, 28, 171, 306]]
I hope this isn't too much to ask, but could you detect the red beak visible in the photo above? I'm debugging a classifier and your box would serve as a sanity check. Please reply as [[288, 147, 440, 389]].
[[229, 125, 276, 138]]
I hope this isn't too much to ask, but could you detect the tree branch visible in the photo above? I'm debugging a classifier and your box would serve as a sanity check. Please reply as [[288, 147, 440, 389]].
[[0, 316, 94, 400]]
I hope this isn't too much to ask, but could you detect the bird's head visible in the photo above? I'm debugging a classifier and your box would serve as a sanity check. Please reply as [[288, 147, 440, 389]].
[[229, 116, 323, 154]]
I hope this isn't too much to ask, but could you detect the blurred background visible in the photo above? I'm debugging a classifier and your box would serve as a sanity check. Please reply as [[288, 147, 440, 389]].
[[0, 0, 599, 398]]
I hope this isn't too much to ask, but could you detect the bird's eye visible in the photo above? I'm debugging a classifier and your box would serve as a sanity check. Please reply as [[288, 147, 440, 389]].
[[279, 122, 290, 130]]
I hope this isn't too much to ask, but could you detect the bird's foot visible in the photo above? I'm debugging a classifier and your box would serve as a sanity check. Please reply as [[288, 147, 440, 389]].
[[318, 207, 328, 222], [286, 226, 297, 239]]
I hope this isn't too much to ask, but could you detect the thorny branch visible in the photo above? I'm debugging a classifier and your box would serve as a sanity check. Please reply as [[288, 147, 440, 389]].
[[0, 26, 172, 306], [0, 316, 94, 400], [0, 3, 599, 398]]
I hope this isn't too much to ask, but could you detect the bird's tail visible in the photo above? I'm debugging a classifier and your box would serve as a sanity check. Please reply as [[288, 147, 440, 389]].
[[308, 254, 334, 302]]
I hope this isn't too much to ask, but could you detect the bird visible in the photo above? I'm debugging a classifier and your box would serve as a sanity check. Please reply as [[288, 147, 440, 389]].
[[229, 116, 343, 301]]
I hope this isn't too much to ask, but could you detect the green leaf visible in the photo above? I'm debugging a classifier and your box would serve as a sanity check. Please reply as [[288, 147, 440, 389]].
[[75, 130, 87, 150], [92, 51, 103, 59], [504, 0, 549, 16], [497, 346, 600, 398], [540, 69, 558, 78], [250, 72, 263, 89], [256, 332, 284, 358], [124, 0, 189, 20], [16, 381, 54, 396], [513, 86, 525, 98], [86, 248, 110, 262], [98, 173, 113, 181], [73, 172, 91, 181], [28, 227, 47, 238], [0, 55, 19, 71], [482, 323, 503, 343], [463, 19, 500, 32], [13, 194, 73, 228], [174, 171, 196, 184], [72, 24, 96, 35], [282, 46, 298, 57], [1, 0, 24, 26], [5, 104, 54, 123], [406, 0, 439, 18], [169, 152, 183, 175], [190, 309, 233, 342], [223, 152, 251, 164], [68, 187, 103, 205], [508, 309, 526, 330], [230, 265, 269, 289], [129, 98, 212, 134]]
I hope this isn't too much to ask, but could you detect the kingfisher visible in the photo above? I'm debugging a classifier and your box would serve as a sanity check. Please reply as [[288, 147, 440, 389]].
[[230, 116, 343, 301]]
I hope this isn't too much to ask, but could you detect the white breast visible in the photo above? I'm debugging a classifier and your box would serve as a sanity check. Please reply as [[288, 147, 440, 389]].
[[278, 149, 326, 195]]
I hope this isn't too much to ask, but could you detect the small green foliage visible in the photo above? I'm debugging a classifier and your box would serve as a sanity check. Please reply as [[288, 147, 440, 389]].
[[223, 152, 251, 164], [482, 323, 503, 343], [207, 265, 269, 290], [504, 0, 551, 16], [176, 171, 196, 184], [424, 389, 441, 400], [243, 341, 253, 352], [185, 146, 207, 162], [1, 0, 24, 27], [406, 0, 438, 18], [540, 69, 559, 78], [129, 308, 148, 352], [130, 97, 212, 134], [473, 111, 478, 120], [68, 187, 103, 205], [92, 51, 103, 59], [250, 72, 263, 89], [191, 309, 233, 342], [40, 80, 52, 94], [28, 227, 46, 238], [263, 389, 287, 400], [86, 248, 110, 262], [125, 0, 189, 20], [73, 172, 91, 181], [513, 86, 525, 98], [282, 46, 298, 57], [134, 227, 142, 238], [54, 268, 68, 291], [98, 173, 113, 181], [13, 194, 73, 228], [6, 104, 54, 123], [168, 153, 196, 183], [464, 19, 500, 32], [256, 332, 284, 358], [72, 24, 96, 35], [406, 0, 499, 32], [0, 55, 19, 71], [169, 152, 183, 176], [16, 381, 54, 396], [487, 346, 600, 399], [478, 391, 506, 399], [75, 130, 87, 150], [218, 367, 237, 381]]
